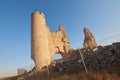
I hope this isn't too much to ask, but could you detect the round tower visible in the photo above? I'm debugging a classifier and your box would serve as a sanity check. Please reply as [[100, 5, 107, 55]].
[[31, 9, 50, 70]]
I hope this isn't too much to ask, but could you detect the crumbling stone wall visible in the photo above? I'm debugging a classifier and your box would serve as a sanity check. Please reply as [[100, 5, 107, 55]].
[[31, 10, 98, 71], [50, 42, 120, 73], [31, 10, 70, 70], [83, 28, 97, 48]]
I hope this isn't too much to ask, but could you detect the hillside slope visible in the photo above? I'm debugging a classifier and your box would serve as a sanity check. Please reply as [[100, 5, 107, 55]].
[[20, 42, 120, 80]]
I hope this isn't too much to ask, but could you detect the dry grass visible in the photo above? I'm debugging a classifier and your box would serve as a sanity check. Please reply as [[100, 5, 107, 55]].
[[24, 69, 120, 80], [1, 76, 17, 80]]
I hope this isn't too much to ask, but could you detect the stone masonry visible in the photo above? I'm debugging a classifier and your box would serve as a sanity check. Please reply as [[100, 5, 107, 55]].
[[83, 28, 97, 48], [31, 10, 70, 70], [31, 10, 98, 71]]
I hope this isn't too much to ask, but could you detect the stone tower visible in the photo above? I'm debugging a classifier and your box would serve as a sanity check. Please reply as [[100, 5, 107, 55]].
[[31, 10, 70, 70], [83, 28, 97, 48], [31, 10, 50, 70]]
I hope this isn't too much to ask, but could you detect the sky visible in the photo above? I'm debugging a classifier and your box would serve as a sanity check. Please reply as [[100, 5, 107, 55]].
[[0, 0, 120, 77]]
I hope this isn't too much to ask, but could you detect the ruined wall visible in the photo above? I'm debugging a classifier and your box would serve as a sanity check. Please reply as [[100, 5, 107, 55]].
[[50, 42, 120, 72], [31, 10, 70, 70], [83, 28, 97, 48], [31, 10, 98, 71]]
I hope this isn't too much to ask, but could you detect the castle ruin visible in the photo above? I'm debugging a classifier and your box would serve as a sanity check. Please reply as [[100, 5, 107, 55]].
[[83, 28, 97, 48], [31, 10, 70, 70], [31, 10, 97, 70]]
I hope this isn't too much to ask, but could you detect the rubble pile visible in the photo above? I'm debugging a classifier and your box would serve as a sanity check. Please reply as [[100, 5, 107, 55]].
[[50, 42, 120, 73]]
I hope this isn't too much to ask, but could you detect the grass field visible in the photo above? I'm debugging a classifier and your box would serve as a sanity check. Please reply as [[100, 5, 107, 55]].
[[24, 69, 120, 80]]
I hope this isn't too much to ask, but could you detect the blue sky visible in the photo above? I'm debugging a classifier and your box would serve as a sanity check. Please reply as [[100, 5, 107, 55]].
[[0, 0, 120, 77]]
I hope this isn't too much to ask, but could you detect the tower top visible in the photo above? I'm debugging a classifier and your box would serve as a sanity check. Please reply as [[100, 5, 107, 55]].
[[33, 9, 45, 17], [34, 9, 40, 14]]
